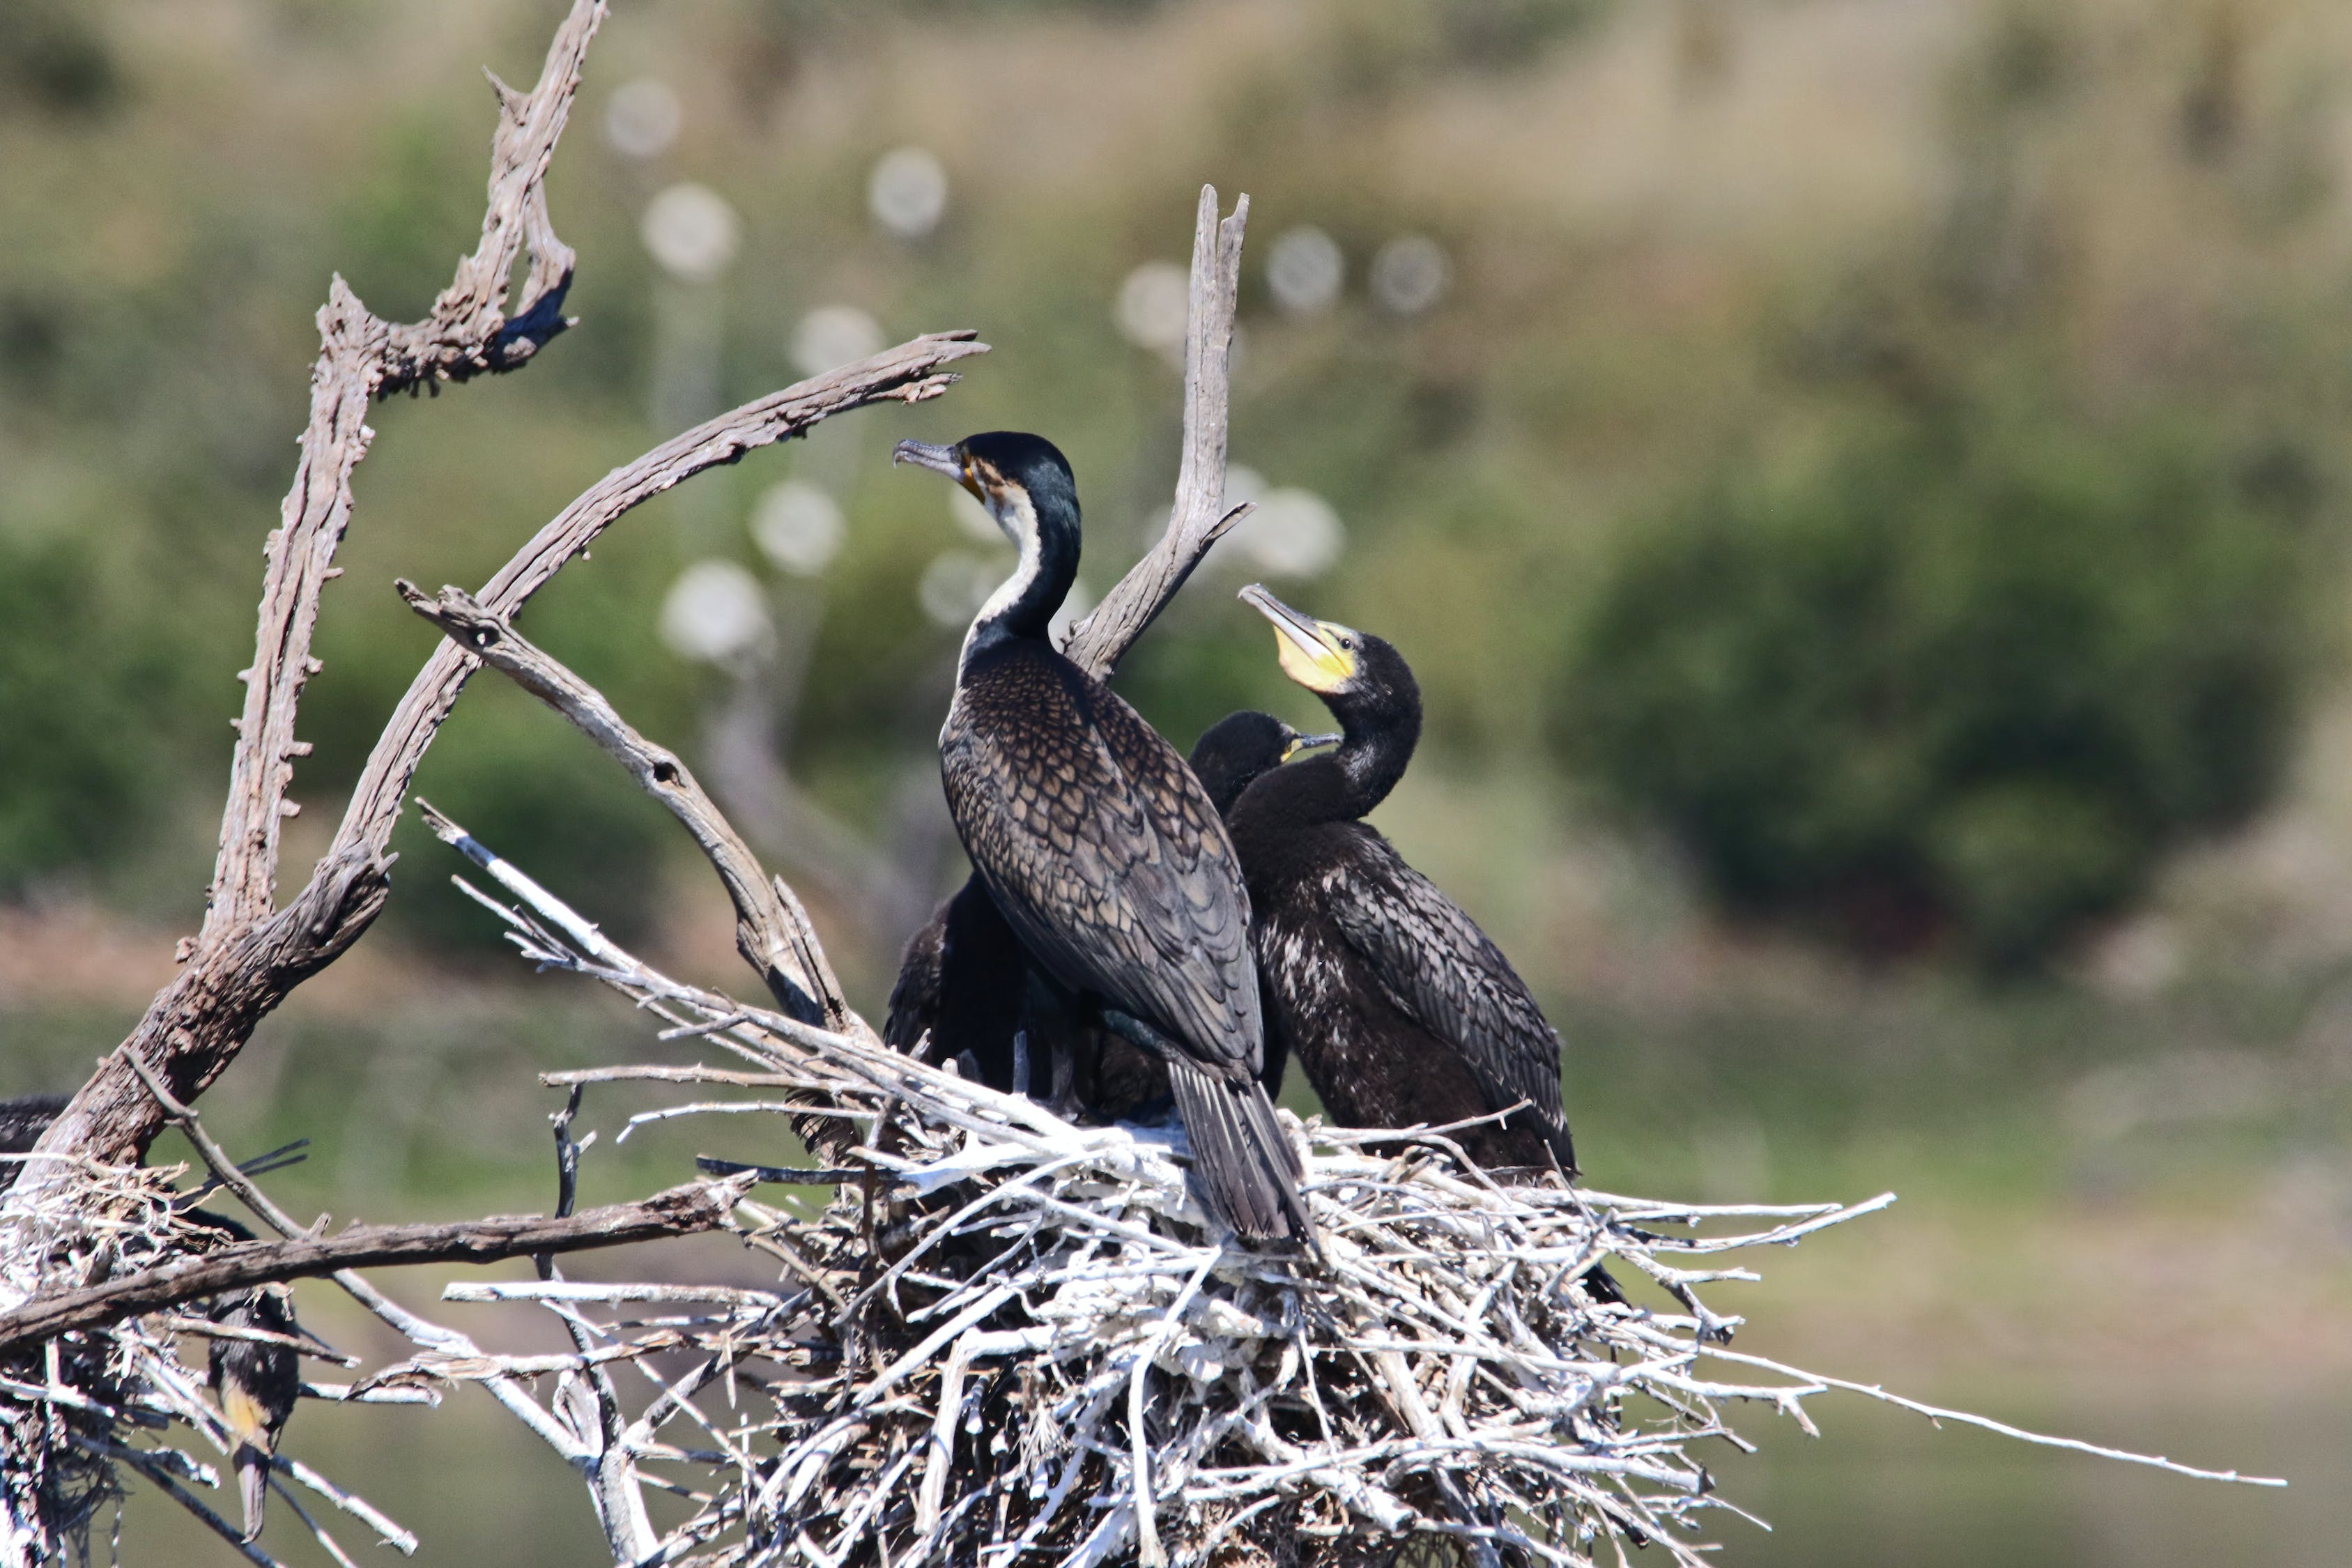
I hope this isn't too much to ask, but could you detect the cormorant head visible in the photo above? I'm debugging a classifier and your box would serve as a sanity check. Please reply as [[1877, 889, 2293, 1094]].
[[893, 431, 1079, 548], [1241, 584, 1417, 716], [1188, 710, 1341, 815], [1240, 585, 1422, 810], [895, 431, 1082, 647]]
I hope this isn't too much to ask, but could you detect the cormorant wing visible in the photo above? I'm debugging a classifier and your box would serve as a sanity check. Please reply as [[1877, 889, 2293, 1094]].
[[941, 654, 1263, 1077], [1325, 835, 1575, 1167]]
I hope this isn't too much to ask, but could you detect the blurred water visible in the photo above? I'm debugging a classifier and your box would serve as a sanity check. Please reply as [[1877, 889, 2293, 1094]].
[[110, 1375, 2338, 1566]]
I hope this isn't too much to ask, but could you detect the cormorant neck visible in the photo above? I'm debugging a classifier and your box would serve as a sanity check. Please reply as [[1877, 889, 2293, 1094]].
[[960, 490, 1079, 672], [1328, 693, 1419, 816], [1237, 700, 1418, 827]]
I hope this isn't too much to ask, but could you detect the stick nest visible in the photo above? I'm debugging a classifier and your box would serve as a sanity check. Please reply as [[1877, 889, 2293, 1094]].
[[454, 902, 1890, 1568]]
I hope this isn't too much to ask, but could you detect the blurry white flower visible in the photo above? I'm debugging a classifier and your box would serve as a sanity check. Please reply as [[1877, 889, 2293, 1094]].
[[751, 481, 845, 577], [791, 305, 886, 376], [1222, 464, 1268, 507], [1371, 234, 1450, 316], [605, 79, 681, 160], [1266, 226, 1343, 316], [949, 486, 1002, 544], [641, 183, 738, 283], [1232, 487, 1344, 578], [661, 560, 771, 662], [1115, 261, 1190, 353], [1049, 577, 1096, 646], [918, 550, 1005, 629], [868, 146, 948, 240]]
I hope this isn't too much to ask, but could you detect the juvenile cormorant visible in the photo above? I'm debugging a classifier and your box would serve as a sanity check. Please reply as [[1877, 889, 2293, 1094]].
[[884, 877, 1027, 1086], [1229, 585, 1579, 1176], [1185, 713, 1337, 1096], [1187, 712, 1339, 817], [893, 433, 1309, 1242], [0, 1093, 68, 1195]]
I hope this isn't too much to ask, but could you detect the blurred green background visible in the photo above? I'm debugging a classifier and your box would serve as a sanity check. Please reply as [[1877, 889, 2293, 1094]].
[[6, 0, 2352, 1560]]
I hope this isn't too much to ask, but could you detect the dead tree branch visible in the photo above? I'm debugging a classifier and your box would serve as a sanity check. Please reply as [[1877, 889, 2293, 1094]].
[[1063, 184, 1254, 679], [399, 582, 857, 1034], [0, 1184, 740, 1356], [0, 0, 608, 1229]]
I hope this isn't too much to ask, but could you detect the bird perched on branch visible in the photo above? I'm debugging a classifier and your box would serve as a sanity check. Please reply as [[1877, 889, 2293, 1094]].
[[186, 1209, 302, 1542], [893, 432, 1309, 1243], [1229, 585, 1581, 1177]]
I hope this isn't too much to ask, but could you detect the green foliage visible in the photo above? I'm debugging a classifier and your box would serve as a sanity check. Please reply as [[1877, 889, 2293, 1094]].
[[1553, 405, 2327, 964], [390, 683, 677, 951], [0, 535, 181, 890]]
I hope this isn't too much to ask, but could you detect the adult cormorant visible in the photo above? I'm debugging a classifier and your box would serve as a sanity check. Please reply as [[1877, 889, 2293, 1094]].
[[1229, 585, 1578, 1176], [893, 432, 1308, 1242], [883, 715, 1332, 1100]]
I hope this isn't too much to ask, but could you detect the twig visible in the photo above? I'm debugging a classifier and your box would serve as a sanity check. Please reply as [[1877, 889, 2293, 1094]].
[[0, 1183, 742, 1353], [1063, 184, 1254, 679], [401, 582, 847, 1030]]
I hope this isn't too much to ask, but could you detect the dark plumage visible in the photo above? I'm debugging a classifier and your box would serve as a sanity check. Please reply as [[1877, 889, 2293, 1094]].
[[1187, 712, 1339, 818], [210, 1285, 300, 1541], [187, 1208, 300, 1543], [884, 875, 1167, 1116], [884, 877, 1027, 1082], [894, 433, 1307, 1242], [1229, 585, 1578, 1176], [0, 1093, 68, 1194], [1185, 713, 1339, 1095]]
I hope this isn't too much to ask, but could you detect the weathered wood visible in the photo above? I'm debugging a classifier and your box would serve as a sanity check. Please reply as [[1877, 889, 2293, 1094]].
[[0, 1184, 739, 1356], [1063, 185, 1255, 679]]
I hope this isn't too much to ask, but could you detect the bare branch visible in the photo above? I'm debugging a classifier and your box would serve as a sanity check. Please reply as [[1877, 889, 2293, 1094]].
[[0, 1183, 742, 1355], [1063, 185, 1253, 679], [206, 0, 607, 944], [336, 329, 984, 870], [399, 583, 855, 1031]]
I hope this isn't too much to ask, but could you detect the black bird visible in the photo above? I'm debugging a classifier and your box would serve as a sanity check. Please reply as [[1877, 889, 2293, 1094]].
[[1184, 713, 1338, 1096], [0, 1093, 69, 1195], [211, 1283, 300, 1541], [186, 1209, 301, 1543], [884, 877, 1029, 1087], [1187, 712, 1339, 818], [893, 432, 1309, 1242], [882, 716, 1335, 1109], [1228, 585, 1579, 1176]]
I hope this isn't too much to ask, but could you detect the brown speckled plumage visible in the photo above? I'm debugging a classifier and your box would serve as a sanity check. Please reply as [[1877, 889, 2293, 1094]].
[[898, 430, 1304, 1241], [944, 640, 1303, 1238]]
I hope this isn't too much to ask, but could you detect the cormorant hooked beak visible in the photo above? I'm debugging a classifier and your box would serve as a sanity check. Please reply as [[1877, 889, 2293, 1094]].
[[1281, 725, 1343, 762], [892, 439, 977, 496], [1240, 583, 1362, 695]]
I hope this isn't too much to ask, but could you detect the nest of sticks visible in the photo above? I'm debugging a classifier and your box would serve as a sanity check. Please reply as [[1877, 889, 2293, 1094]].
[[409, 831, 1912, 1568]]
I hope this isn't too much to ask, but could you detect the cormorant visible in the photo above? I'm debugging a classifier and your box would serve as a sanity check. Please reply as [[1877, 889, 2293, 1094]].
[[893, 432, 1309, 1242], [1229, 585, 1579, 1176], [211, 1282, 300, 1541], [1187, 712, 1339, 817], [884, 877, 1028, 1086], [185, 1208, 301, 1542], [0, 1093, 68, 1195], [882, 716, 1335, 1111]]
